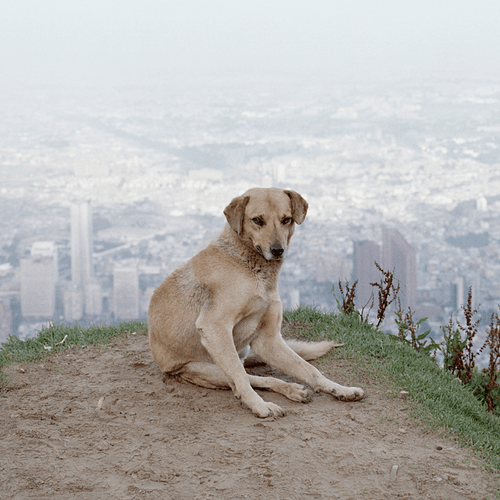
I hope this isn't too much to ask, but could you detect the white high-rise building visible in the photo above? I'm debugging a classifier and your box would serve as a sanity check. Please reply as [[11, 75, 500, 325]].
[[21, 242, 58, 319], [453, 276, 465, 310], [84, 279, 102, 317], [476, 195, 487, 212], [71, 201, 94, 287], [62, 284, 84, 322], [31, 241, 59, 277]]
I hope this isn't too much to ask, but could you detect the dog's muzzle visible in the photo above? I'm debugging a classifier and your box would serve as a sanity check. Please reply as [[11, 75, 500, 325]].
[[257, 243, 286, 260], [270, 243, 285, 259]]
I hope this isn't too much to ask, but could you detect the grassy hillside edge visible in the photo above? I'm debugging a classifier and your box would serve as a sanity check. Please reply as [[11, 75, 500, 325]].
[[1, 308, 500, 471], [284, 307, 500, 471]]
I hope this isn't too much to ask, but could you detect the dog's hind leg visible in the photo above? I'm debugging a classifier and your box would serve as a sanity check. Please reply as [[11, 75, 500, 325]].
[[247, 374, 313, 403], [174, 362, 233, 390], [175, 362, 312, 403], [243, 340, 338, 367]]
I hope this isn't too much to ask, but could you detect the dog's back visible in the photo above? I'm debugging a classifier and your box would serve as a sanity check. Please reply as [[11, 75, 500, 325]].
[[148, 251, 211, 373]]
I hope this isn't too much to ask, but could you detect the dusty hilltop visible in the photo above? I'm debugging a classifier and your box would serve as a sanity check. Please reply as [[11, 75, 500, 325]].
[[0, 332, 497, 500]]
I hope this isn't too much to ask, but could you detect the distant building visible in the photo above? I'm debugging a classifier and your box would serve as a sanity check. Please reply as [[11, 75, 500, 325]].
[[31, 241, 59, 276], [71, 201, 94, 287], [451, 276, 465, 310], [467, 272, 481, 310], [353, 240, 381, 309], [20, 248, 57, 319], [62, 284, 84, 322], [476, 195, 488, 212], [382, 228, 417, 311], [113, 266, 139, 320], [84, 279, 102, 317], [0, 297, 13, 343]]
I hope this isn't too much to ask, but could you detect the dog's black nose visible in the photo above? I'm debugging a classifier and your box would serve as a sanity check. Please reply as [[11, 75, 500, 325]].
[[270, 244, 285, 259]]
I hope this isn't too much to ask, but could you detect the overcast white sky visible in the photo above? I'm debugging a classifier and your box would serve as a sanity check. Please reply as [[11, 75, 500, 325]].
[[1, 0, 500, 87]]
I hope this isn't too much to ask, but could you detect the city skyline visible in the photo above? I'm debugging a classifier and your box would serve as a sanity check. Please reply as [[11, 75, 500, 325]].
[[0, 77, 499, 365]]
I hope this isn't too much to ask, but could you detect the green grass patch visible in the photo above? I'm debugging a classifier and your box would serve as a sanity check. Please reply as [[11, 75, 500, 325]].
[[284, 306, 500, 471], [0, 320, 147, 387]]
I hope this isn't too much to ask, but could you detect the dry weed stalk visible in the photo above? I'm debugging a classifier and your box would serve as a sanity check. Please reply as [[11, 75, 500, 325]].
[[370, 262, 400, 327], [337, 279, 358, 315], [456, 287, 481, 385], [358, 291, 375, 323], [479, 311, 500, 413]]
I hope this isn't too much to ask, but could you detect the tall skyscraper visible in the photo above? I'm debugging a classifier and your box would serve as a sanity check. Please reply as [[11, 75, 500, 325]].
[[84, 279, 102, 317], [353, 240, 381, 309], [113, 266, 139, 320], [62, 284, 84, 322], [71, 201, 94, 287], [451, 276, 465, 310], [382, 228, 417, 311], [20, 242, 58, 319]]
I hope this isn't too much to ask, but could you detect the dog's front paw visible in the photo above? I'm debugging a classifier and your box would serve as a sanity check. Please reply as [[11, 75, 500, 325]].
[[284, 383, 314, 403], [251, 401, 286, 418], [335, 386, 365, 402], [324, 382, 365, 402]]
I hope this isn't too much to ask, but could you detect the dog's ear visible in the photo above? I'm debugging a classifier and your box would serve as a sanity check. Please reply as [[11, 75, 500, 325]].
[[284, 190, 308, 225], [224, 195, 250, 234]]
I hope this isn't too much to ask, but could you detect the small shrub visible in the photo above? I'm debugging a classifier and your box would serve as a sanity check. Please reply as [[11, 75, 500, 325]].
[[456, 287, 481, 385], [393, 303, 440, 357], [478, 311, 500, 413], [441, 314, 467, 377]]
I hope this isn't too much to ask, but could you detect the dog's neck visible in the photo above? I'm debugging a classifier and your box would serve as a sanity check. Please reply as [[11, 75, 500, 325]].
[[214, 224, 283, 285]]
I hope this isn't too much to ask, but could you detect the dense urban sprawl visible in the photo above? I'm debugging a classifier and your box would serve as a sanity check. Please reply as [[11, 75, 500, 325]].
[[0, 78, 499, 366]]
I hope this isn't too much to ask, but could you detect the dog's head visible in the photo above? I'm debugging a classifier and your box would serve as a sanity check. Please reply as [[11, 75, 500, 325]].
[[223, 187, 308, 261]]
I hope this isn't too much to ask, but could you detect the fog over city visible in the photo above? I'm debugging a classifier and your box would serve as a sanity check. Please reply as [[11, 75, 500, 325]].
[[1, 1, 500, 366]]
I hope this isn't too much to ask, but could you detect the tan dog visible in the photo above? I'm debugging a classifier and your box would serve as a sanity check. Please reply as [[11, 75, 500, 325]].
[[148, 187, 364, 417]]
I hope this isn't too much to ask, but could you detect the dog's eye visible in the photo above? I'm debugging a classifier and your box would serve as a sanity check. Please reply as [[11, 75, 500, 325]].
[[282, 218, 292, 225], [252, 217, 264, 226]]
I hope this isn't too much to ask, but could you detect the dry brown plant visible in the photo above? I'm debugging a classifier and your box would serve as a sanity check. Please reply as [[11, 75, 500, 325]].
[[456, 287, 481, 385], [337, 279, 358, 315], [479, 311, 500, 413], [370, 262, 400, 328]]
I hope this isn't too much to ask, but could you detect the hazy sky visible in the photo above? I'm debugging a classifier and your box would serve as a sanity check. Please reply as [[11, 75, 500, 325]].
[[1, 0, 500, 87]]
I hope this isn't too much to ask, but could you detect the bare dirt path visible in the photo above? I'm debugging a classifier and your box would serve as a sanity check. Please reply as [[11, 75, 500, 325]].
[[0, 334, 496, 500]]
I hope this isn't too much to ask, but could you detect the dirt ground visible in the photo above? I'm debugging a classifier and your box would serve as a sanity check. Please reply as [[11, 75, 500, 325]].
[[0, 333, 497, 500]]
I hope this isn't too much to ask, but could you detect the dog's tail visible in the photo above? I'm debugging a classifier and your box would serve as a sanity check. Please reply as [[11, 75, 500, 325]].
[[286, 339, 341, 360], [243, 340, 342, 367]]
